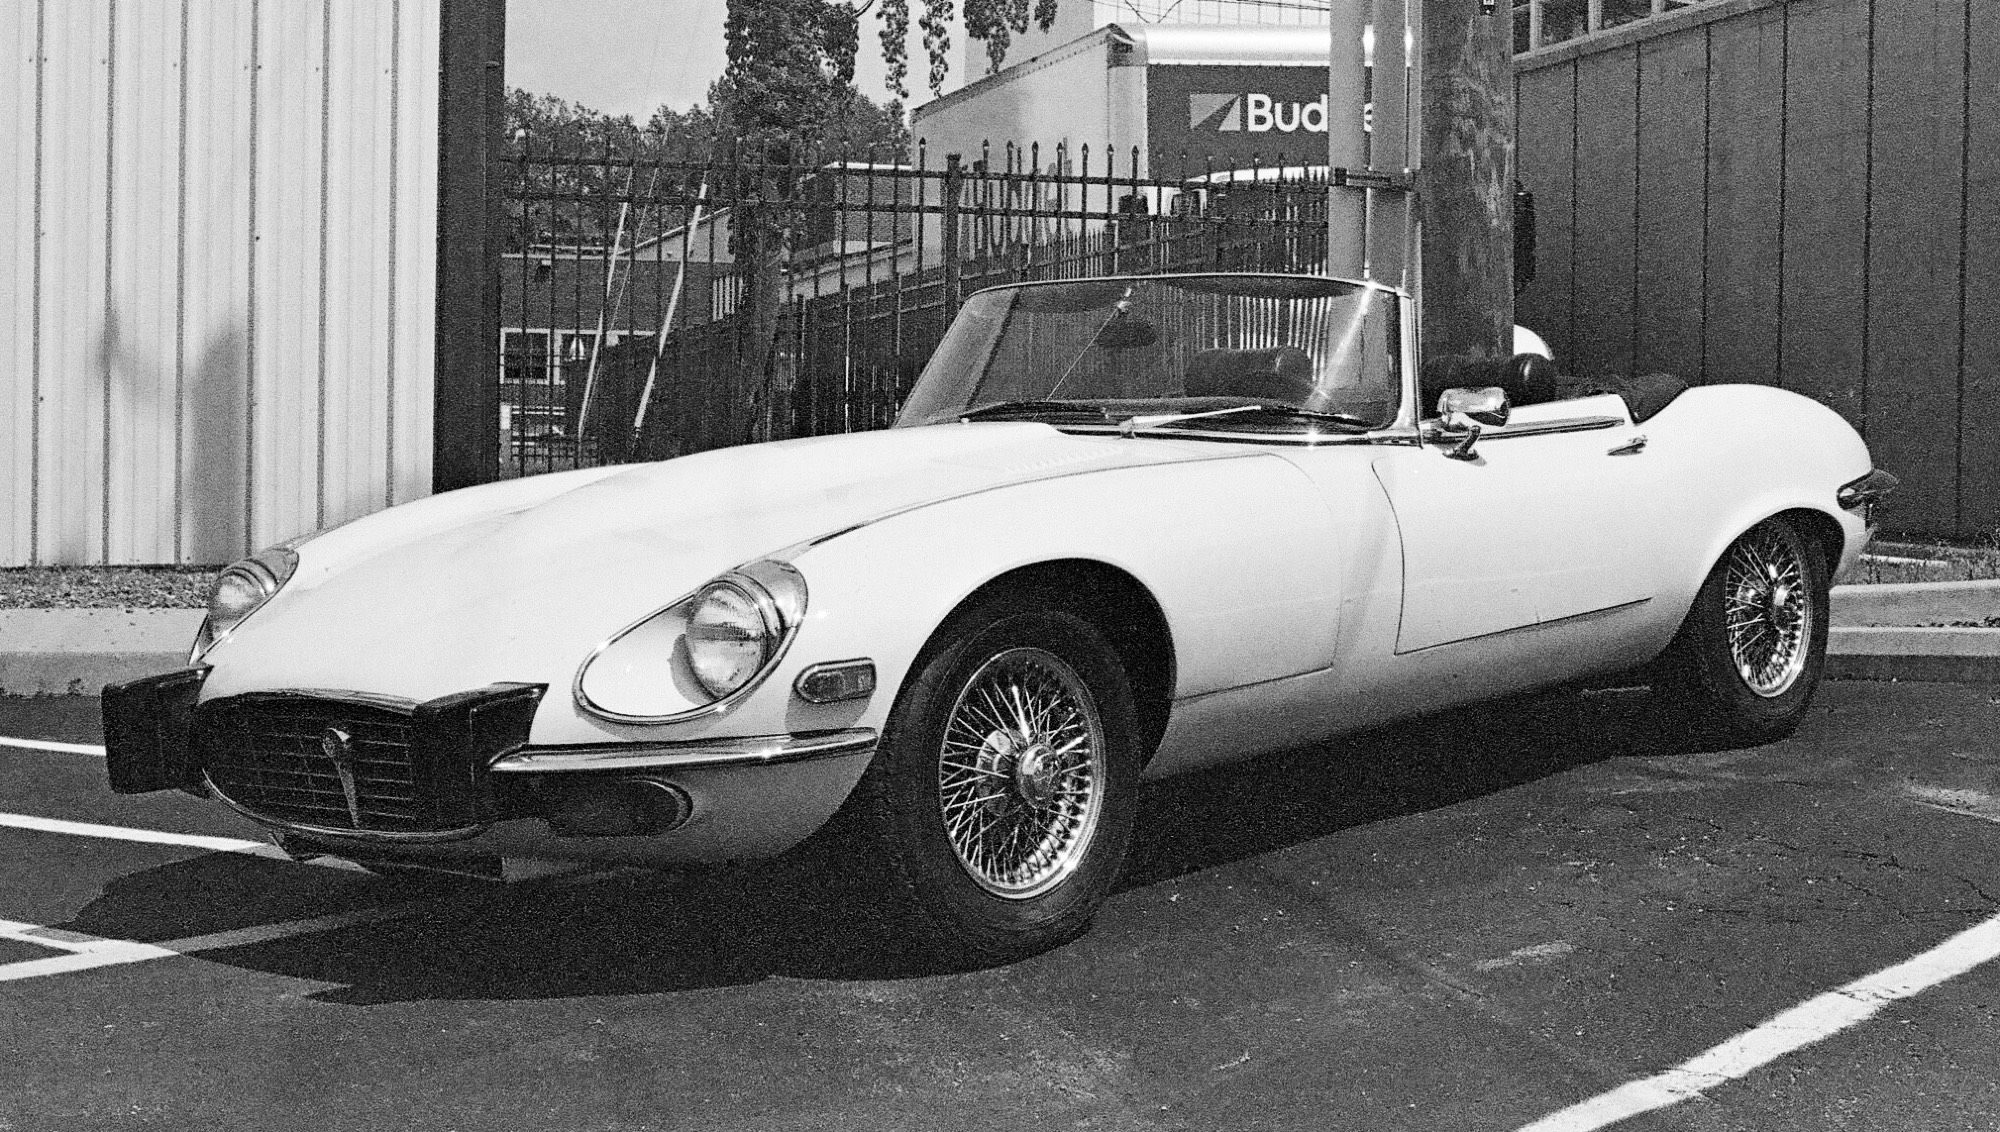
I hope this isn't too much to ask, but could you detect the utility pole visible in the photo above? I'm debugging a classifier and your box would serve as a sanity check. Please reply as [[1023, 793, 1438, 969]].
[[1332, 1, 1513, 370], [1417, 0, 1514, 369]]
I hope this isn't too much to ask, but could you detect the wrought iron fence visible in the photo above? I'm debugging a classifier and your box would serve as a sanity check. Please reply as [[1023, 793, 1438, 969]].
[[497, 141, 1334, 478]]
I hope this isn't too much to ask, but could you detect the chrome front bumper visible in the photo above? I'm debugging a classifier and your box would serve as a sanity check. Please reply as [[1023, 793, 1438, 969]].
[[490, 728, 877, 772], [104, 668, 879, 868], [285, 736, 879, 869]]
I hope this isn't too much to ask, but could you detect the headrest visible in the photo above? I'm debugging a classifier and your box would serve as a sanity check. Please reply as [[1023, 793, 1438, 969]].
[[1506, 353, 1561, 405], [1420, 352, 1561, 410]]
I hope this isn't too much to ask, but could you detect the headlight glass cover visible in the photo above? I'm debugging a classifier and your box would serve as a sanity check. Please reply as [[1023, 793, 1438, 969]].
[[685, 581, 775, 697], [194, 546, 299, 658], [574, 560, 808, 722]]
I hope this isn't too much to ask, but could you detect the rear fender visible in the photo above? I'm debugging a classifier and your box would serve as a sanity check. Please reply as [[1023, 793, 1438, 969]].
[[1649, 386, 1872, 621]]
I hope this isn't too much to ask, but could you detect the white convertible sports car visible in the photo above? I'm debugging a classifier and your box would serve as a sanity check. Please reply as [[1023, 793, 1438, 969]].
[[106, 272, 1896, 961]]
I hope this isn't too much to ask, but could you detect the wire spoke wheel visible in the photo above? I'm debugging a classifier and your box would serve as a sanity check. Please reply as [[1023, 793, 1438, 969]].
[[937, 646, 1107, 900], [1722, 525, 1814, 697], [1655, 515, 1831, 746], [853, 597, 1138, 962]]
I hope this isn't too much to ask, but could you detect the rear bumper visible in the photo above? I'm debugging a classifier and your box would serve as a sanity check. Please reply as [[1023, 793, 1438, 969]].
[[102, 668, 878, 868]]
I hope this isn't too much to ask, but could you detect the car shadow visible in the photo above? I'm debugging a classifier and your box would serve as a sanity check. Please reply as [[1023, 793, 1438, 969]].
[[1122, 683, 1715, 886], [57, 685, 1725, 1003]]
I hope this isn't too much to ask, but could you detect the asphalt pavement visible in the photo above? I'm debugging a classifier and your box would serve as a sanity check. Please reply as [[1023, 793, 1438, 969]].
[[3, 681, 1999, 1131]]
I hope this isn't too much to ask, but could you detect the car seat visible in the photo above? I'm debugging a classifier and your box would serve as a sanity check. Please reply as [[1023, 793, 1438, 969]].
[[1184, 346, 1316, 403]]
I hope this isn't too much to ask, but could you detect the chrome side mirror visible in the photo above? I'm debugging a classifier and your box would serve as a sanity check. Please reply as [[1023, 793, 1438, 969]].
[[1437, 385, 1511, 426], [1424, 386, 1510, 461]]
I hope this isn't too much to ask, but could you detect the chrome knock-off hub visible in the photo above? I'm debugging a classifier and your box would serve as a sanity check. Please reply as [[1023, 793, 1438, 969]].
[[1012, 741, 1059, 808]]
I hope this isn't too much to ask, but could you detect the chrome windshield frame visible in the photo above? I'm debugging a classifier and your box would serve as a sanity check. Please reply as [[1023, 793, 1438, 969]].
[[899, 272, 1415, 437]]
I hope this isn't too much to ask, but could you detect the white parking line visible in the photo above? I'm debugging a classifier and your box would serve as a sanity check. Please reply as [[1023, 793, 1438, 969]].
[[0, 810, 268, 854], [0, 868, 614, 984], [0, 903, 433, 983], [0, 735, 106, 756], [1516, 909, 2000, 1131], [0, 810, 368, 871]]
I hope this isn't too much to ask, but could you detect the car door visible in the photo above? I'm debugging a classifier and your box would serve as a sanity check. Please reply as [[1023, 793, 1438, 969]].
[[1370, 395, 1662, 654]]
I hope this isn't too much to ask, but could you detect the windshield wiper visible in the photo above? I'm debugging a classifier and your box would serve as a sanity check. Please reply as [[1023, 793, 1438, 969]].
[[1221, 405, 1382, 431], [1117, 404, 1264, 435], [958, 400, 1113, 422]]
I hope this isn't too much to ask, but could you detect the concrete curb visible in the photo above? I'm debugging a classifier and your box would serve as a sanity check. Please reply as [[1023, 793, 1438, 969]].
[[1826, 626, 2000, 685], [1831, 579, 2000, 627], [0, 609, 202, 697], [1, 582, 1996, 696]]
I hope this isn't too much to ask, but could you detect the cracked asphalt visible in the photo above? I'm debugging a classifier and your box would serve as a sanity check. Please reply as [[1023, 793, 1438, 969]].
[[2, 680, 1998, 1131]]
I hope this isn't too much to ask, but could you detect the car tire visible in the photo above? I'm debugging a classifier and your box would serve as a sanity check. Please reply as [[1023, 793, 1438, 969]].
[[847, 593, 1141, 965], [1655, 515, 1830, 745]]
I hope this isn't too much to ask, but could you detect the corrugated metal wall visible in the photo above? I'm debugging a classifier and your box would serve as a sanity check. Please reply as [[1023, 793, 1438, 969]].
[[1516, 0, 1998, 538], [0, 0, 441, 567]]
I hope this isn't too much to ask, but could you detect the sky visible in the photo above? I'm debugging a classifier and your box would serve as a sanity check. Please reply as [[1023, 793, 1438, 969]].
[[506, 0, 968, 122]]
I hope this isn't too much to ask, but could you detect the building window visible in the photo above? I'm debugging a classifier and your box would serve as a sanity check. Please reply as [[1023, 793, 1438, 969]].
[[1516, 0, 1712, 53], [712, 274, 745, 320]]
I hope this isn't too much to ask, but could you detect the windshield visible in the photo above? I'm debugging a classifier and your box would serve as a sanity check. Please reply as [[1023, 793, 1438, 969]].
[[895, 274, 1402, 432]]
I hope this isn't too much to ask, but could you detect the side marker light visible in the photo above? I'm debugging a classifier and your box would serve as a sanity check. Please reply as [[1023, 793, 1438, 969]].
[[795, 660, 877, 704]]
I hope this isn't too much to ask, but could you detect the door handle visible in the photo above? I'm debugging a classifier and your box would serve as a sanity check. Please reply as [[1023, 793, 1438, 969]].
[[1607, 435, 1647, 456]]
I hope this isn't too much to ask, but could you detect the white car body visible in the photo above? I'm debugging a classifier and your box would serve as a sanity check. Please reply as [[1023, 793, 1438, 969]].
[[107, 272, 1882, 924]]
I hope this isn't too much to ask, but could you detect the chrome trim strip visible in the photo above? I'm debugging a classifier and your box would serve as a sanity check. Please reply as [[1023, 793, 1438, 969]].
[[1393, 597, 1653, 655], [1460, 414, 1625, 440], [972, 269, 1406, 302], [490, 728, 879, 772], [1424, 412, 1624, 440], [222, 687, 420, 713], [204, 774, 490, 844]]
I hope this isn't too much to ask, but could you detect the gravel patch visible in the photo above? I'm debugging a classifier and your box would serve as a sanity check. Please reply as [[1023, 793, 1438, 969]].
[[1846, 537, 2000, 584], [0, 567, 215, 610]]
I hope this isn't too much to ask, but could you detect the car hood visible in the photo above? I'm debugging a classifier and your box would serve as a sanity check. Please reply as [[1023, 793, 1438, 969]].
[[202, 423, 1237, 701]]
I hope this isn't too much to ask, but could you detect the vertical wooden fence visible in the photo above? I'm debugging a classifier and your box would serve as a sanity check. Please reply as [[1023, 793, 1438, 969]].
[[1516, 0, 1999, 538]]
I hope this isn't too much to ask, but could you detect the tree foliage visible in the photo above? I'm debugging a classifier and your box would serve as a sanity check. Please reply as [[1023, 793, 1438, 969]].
[[878, 0, 1059, 96], [503, 83, 906, 252], [712, 0, 1058, 440], [503, 91, 649, 250]]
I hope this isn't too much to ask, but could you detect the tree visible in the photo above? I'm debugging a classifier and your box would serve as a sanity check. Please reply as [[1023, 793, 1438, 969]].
[[709, 0, 1049, 441], [504, 83, 905, 253], [503, 91, 647, 250], [715, 0, 929, 441]]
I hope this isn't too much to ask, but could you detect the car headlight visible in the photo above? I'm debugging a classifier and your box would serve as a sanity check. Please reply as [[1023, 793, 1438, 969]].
[[685, 580, 779, 698], [575, 560, 808, 722], [193, 546, 299, 659]]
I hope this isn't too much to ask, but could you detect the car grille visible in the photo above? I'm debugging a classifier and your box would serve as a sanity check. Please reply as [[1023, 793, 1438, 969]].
[[199, 695, 434, 834]]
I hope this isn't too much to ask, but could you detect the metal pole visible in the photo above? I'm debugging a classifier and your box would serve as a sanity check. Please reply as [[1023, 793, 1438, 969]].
[[942, 153, 963, 322], [1367, 0, 1413, 286], [1326, 0, 1370, 279]]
